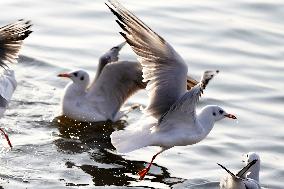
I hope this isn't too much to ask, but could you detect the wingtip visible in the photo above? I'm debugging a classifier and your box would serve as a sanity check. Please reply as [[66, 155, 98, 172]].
[[117, 41, 127, 49], [105, 2, 111, 9], [217, 163, 223, 168]]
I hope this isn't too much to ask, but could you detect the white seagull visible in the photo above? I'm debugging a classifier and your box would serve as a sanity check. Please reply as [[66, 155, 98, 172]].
[[0, 19, 32, 147], [58, 42, 197, 123], [107, 0, 237, 180], [57, 42, 147, 122], [219, 152, 261, 189]]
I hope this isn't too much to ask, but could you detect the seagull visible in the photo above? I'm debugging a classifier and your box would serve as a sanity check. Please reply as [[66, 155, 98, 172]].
[[57, 42, 147, 122], [106, 0, 237, 180], [0, 19, 32, 148], [58, 40, 198, 123], [219, 152, 261, 189]]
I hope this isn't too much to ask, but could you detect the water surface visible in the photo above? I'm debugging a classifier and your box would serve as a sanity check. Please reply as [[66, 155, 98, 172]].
[[0, 0, 283, 188]]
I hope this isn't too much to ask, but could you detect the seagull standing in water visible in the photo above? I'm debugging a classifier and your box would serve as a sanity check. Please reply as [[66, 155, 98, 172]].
[[58, 41, 197, 123], [107, 0, 237, 180], [0, 19, 32, 147], [58, 42, 147, 122], [219, 152, 261, 189]]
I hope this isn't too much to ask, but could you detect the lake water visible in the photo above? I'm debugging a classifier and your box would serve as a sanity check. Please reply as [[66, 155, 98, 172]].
[[0, 0, 283, 188]]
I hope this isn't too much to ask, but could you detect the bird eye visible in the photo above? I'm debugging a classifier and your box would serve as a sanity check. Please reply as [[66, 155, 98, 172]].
[[80, 76, 84, 81], [73, 72, 78, 77], [213, 112, 216, 116], [219, 110, 224, 114]]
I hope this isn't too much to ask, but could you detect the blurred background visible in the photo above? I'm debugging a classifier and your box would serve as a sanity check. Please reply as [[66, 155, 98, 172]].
[[0, 0, 283, 188]]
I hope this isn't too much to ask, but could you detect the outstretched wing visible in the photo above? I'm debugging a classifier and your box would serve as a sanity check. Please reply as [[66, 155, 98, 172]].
[[0, 19, 32, 68], [107, 0, 189, 119], [158, 70, 218, 125], [92, 41, 126, 82], [218, 163, 237, 179], [236, 160, 258, 178], [86, 61, 146, 119]]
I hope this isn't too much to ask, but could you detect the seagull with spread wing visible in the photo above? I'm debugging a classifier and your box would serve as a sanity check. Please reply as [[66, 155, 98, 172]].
[[219, 152, 261, 189], [0, 19, 32, 148], [58, 40, 197, 123], [106, 0, 237, 180], [58, 42, 147, 122]]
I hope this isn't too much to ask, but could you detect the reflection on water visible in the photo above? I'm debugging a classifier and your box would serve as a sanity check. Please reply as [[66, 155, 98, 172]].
[[53, 116, 178, 187]]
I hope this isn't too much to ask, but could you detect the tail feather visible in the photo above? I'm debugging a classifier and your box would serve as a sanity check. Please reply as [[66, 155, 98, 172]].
[[111, 116, 156, 153], [111, 129, 151, 153]]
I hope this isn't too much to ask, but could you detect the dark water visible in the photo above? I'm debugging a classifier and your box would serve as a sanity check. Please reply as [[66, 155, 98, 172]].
[[0, 0, 283, 188]]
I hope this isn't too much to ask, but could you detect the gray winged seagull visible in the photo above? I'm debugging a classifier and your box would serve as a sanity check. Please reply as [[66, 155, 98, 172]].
[[57, 42, 147, 122], [0, 19, 32, 148], [219, 152, 261, 189], [106, 0, 237, 180], [58, 40, 198, 123]]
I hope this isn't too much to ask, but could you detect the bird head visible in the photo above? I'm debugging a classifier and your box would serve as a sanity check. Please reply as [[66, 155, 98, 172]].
[[58, 70, 90, 87], [242, 152, 260, 165], [203, 105, 237, 122]]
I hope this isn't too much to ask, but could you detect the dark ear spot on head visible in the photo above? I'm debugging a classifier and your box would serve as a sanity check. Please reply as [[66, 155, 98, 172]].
[[80, 76, 84, 81], [213, 112, 216, 116]]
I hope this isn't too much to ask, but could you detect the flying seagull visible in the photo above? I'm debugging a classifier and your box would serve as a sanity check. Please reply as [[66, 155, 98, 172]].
[[0, 19, 32, 148], [106, 0, 237, 180]]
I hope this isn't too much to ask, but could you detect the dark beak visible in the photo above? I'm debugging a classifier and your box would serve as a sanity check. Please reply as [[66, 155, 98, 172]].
[[224, 113, 237, 119]]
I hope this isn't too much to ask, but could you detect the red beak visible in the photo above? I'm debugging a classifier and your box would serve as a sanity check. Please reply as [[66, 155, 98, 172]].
[[57, 73, 71, 78], [224, 113, 237, 119]]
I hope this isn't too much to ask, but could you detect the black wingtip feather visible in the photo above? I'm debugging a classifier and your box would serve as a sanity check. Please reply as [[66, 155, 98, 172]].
[[119, 31, 127, 39], [0, 19, 33, 68], [106, 2, 124, 22], [115, 20, 129, 33], [217, 163, 236, 178], [236, 159, 258, 178]]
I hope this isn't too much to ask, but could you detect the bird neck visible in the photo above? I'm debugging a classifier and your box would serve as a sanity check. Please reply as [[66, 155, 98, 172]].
[[246, 161, 260, 181], [64, 82, 87, 98], [197, 108, 215, 136]]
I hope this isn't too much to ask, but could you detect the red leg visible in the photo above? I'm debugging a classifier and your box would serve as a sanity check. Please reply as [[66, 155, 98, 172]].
[[0, 128, 12, 148], [138, 152, 161, 180]]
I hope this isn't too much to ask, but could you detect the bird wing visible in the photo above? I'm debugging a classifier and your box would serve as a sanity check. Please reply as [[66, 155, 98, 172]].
[[107, 0, 189, 119], [236, 160, 258, 178], [158, 70, 218, 125], [187, 75, 199, 90], [86, 61, 146, 119], [218, 161, 260, 189], [0, 96, 8, 108], [0, 19, 32, 68], [218, 163, 238, 179], [92, 41, 126, 82]]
